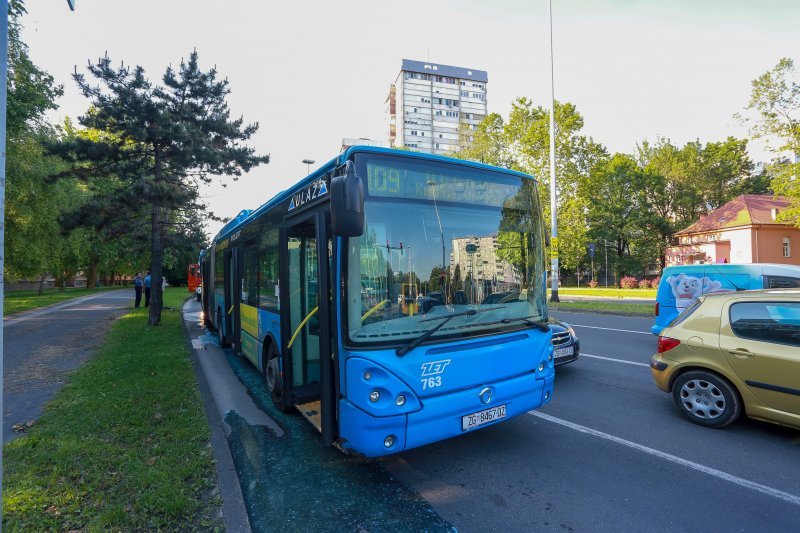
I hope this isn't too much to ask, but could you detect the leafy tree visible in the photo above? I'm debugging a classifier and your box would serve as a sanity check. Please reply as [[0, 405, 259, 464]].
[[455, 98, 606, 282], [4, 0, 76, 289], [583, 154, 647, 279], [739, 57, 800, 226], [50, 51, 268, 325], [6, 0, 62, 138]]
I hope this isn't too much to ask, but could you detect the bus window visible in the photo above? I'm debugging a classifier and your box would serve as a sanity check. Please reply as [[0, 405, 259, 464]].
[[242, 243, 259, 307]]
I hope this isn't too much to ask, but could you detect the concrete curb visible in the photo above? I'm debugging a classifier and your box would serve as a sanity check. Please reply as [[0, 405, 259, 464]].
[[180, 298, 252, 533], [550, 306, 652, 318]]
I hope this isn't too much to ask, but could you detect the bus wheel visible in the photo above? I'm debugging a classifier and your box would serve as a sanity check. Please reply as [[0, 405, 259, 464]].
[[265, 343, 291, 412]]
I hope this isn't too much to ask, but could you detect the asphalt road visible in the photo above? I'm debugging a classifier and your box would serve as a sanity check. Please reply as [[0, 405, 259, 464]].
[[3, 289, 133, 443], [383, 310, 800, 532]]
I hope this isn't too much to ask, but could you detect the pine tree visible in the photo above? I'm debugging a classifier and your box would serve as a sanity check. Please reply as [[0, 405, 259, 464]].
[[49, 51, 268, 325]]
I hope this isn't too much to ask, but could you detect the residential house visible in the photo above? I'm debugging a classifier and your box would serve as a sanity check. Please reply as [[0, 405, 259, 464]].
[[666, 195, 799, 266]]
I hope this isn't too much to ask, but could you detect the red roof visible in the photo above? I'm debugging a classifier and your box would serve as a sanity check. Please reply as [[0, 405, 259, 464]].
[[675, 195, 792, 235]]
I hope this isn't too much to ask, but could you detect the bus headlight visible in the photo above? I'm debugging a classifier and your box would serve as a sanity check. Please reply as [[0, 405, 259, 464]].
[[348, 357, 421, 415], [384, 435, 395, 448]]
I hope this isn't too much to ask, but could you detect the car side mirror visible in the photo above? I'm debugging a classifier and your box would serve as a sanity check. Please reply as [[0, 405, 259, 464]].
[[331, 161, 365, 237]]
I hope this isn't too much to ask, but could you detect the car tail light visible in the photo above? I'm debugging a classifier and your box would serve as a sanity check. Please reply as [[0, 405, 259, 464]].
[[657, 336, 680, 353], [654, 302, 659, 316]]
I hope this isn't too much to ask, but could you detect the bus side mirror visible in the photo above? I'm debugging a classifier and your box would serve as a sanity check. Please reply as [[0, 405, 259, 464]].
[[331, 161, 365, 237]]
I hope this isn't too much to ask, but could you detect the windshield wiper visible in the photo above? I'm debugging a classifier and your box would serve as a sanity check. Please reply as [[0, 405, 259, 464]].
[[395, 308, 496, 356], [474, 315, 550, 332]]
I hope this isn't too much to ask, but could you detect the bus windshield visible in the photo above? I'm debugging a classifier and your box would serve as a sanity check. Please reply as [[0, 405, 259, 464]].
[[346, 153, 547, 346]]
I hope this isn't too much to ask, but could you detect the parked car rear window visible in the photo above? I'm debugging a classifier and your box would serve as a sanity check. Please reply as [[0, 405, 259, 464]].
[[730, 302, 800, 347]]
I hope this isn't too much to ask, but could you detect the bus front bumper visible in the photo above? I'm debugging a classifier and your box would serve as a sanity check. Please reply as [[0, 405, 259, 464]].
[[339, 372, 553, 458]]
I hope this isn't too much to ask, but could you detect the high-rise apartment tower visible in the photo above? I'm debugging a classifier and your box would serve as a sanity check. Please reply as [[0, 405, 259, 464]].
[[386, 59, 487, 155]]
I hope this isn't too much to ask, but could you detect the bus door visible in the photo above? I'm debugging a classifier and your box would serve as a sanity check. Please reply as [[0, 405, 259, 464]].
[[223, 246, 242, 350], [280, 209, 336, 444]]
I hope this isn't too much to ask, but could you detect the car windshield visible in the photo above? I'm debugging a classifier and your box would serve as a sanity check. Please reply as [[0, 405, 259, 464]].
[[345, 153, 547, 346]]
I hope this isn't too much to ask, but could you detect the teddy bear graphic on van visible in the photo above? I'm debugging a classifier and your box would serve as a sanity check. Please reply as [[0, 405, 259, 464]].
[[666, 273, 730, 312]]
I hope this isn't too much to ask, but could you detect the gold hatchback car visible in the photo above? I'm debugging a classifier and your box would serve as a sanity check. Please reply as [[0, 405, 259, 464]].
[[651, 290, 800, 429]]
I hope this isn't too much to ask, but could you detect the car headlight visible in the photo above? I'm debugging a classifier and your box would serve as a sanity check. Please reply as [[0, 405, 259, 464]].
[[566, 326, 576, 338]]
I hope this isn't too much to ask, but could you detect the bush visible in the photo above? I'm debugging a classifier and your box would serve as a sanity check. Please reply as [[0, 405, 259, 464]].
[[652, 276, 661, 288], [588, 280, 598, 288], [620, 276, 638, 289], [638, 279, 651, 289]]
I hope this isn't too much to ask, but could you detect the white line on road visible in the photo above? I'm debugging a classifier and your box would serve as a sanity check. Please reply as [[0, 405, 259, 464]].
[[527, 411, 800, 507], [581, 353, 650, 368], [571, 324, 652, 335]]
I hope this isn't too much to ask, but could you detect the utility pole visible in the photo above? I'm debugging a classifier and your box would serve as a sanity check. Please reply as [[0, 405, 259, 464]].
[[604, 239, 609, 288], [0, 0, 9, 506], [547, 0, 559, 302]]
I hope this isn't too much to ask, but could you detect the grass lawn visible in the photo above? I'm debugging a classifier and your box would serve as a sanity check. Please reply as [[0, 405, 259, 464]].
[[2, 288, 221, 531], [5, 286, 125, 316], [549, 300, 654, 316], [549, 287, 657, 299]]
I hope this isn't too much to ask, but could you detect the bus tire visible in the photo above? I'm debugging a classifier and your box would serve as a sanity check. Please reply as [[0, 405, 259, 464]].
[[265, 342, 291, 412]]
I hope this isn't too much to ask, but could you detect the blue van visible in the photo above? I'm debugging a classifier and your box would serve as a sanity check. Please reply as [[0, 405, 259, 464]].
[[652, 263, 800, 335]]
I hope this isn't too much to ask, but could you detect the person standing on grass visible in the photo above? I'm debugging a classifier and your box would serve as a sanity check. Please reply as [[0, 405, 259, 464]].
[[134, 272, 144, 308], [144, 271, 152, 307]]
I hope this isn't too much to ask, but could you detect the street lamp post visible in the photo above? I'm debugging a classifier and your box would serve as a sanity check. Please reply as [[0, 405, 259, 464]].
[[302, 158, 315, 174], [547, 0, 559, 303]]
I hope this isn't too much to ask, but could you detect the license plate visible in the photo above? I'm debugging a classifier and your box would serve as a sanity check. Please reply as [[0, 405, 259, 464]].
[[554, 346, 574, 358], [462, 405, 507, 431]]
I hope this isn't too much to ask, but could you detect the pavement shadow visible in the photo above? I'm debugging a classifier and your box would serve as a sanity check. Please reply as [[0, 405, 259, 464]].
[[222, 350, 455, 532]]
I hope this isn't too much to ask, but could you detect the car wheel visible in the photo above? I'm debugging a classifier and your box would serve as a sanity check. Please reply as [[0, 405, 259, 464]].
[[672, 370, 741, 428], [265, 343, 291, 412]]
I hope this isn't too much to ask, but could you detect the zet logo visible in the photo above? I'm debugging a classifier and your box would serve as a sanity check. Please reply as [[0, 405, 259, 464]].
[[421, 359, 451, 377]]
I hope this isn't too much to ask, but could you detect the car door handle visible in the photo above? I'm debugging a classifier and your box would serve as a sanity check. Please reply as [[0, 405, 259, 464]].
[[728, 348, 754, 358]]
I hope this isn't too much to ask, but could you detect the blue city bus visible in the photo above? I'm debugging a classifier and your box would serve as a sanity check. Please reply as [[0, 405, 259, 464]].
[[200, 146, 554, 457]]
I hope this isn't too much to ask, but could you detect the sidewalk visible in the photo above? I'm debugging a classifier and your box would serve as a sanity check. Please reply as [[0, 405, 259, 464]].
[[182, 298, 282, 533], [3, 289, 131, 444]]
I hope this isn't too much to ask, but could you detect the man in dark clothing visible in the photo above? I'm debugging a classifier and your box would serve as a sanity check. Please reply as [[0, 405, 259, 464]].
[[134, 272, 143, 308], [144, 271, 152, 307]]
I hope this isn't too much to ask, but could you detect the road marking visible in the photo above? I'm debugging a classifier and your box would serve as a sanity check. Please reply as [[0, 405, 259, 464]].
[[571, 324, 651, 335], [528, 411, 800, 507], [581, 353, 650, 368]]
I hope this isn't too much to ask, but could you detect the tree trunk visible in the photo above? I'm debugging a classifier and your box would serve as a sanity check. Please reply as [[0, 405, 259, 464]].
[[148, 205, 165, 326], [148, 149, 165, 326], [38, 272, 46, 296], [86, 255, 99, 290]]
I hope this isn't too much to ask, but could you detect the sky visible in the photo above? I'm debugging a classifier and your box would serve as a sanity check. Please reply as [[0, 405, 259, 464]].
[[22, 0, 800, 238]]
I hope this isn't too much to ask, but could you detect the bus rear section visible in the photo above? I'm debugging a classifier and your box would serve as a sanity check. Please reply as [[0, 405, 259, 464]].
[[334, 151, 553, 456]]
